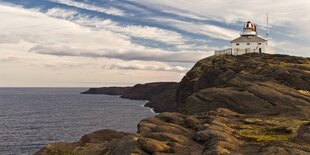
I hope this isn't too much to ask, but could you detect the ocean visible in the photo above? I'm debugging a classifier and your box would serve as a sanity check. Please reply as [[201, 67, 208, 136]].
[[0, 88, 156, 155]]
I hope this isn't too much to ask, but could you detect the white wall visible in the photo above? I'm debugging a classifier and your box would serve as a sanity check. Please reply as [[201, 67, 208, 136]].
[[231, 41, 267, 55]]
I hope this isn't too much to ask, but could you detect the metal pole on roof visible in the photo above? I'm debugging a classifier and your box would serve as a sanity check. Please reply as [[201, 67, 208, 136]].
[[266, 12, 269, 53], [266, 12, 269, 39]]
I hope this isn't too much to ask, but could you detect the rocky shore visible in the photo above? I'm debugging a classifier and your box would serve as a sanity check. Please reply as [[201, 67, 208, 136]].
[[35, 108, 310, 155], [36, 53, 310, 155]]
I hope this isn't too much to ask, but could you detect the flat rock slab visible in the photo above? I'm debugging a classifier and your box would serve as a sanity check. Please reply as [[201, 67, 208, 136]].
[[35, 108, 310, 155]]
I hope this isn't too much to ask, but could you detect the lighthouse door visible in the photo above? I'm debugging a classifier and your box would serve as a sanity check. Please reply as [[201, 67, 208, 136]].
[[259, 48, 262, 53]]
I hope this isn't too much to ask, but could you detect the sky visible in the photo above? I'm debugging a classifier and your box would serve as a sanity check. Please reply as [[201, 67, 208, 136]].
[[0, 0, 309, 87]]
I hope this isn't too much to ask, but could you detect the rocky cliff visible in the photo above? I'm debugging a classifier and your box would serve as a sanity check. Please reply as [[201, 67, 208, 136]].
[[37, 53, 310, 155], [82, 87, 131, 95], [177, 53, 310, 116], [84, 53, 310, 117], [83, 82, 178, 112]]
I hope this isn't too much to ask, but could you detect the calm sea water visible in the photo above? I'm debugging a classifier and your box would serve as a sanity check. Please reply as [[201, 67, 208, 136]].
[[0, 88, 155, 155]]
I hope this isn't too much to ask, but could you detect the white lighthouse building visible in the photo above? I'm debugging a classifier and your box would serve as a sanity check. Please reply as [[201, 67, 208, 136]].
[[215, 21, 268, 55]]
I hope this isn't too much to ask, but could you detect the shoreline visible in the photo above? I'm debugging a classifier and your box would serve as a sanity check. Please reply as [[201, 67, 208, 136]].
[[141, 102, 157, 114], [35, 53, 310, 155]]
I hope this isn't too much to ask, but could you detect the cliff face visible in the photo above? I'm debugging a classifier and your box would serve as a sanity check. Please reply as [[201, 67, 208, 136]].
[[121, 82, 177, 101], [84, 53, 310, 117], [82, 87, 131, 95], [176, 53, 310, 116], [120, 82, 178, 112], [83, 82, 178, 112]]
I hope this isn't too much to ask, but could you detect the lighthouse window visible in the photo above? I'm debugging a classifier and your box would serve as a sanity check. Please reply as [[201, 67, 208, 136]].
[[247, 43, 250, 45], [236, 43, 239, 46]]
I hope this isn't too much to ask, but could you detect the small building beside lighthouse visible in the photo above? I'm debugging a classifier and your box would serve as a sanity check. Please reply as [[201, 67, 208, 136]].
[[215, 21, 268, 55]]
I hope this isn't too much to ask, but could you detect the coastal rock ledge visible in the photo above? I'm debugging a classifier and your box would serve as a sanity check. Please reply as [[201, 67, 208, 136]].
[[37, 53, 310, 155], [35, 108, 310, 155]]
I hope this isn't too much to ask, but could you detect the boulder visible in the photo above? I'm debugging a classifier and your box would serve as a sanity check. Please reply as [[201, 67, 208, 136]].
[[138, 138, 172, 153]]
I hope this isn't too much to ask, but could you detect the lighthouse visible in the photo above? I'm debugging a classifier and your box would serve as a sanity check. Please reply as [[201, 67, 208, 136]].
[[215, 21, 268, 55]]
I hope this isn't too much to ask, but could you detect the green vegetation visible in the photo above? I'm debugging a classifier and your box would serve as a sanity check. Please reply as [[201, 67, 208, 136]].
[[234, 117, 309, 143]]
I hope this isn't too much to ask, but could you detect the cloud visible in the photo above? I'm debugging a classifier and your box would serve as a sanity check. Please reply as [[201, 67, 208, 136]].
[[104, 63, 188, 73], [0, 4, 209, 64], [0, 57, 19, 63], [43, 62, 93, 70], [48, 0, 125, 16], [46, 7, 78, 19], [44, 8, 188, 47], [135, 0, 310, 25], [117, 25, 186, 45], [134, 0, 310, 55], [151, 18, 239, 40], [29, 45, 208, 63], [270, 40, 310, 57]]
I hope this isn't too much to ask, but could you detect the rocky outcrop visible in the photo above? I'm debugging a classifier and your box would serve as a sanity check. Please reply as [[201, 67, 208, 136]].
[[35, 108, 310, 155], [121, 82, 177, 100], [34, 129, 128, 155], [176, 53, 310, 116], [82, 82, 178, 112], [83, 54, 309, 116], [82, 87, 131, 95], [37, 53, 310, 155]]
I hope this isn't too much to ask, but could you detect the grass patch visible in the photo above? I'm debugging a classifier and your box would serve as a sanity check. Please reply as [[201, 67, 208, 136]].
[[234, 117, 309, 143]]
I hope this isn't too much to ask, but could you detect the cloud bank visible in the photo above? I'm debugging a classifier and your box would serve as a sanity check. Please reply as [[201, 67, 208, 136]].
[[0, 0, 309, 86], [104, 63, 188, 73]]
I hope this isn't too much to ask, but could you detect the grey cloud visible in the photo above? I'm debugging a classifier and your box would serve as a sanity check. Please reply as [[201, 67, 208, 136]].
[[0, 57, 20, 63], [43, 63, 93, 70], [0, 35, 22, 44], [104, 63, 188, 73], [29, 45, 209, 63]]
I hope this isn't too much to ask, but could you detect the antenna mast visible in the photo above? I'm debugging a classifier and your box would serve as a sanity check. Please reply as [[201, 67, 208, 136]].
[[266, 12, 270, 52], [266, 12, 269, 39]]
